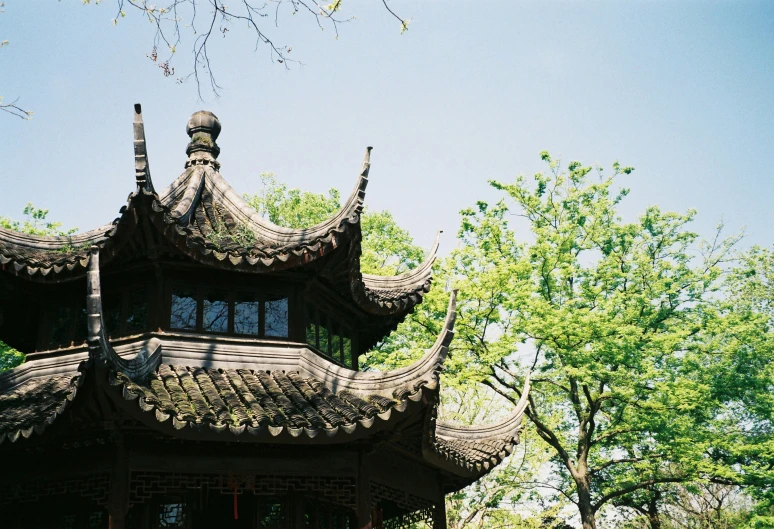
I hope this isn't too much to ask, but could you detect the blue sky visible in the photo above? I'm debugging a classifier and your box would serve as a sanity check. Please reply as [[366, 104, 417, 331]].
[[1, 1, 772, 252]]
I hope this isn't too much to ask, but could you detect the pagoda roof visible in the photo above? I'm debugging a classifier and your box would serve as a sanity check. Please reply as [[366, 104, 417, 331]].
[[0, 106, 434, 317], [0, 107, 531, 486]]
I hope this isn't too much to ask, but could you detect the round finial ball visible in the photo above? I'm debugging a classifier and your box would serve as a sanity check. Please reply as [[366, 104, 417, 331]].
[[186, 110, 221, 140]]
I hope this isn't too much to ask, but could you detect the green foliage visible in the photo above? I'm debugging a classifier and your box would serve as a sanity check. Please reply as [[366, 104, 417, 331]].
[[0, 340, 24, 373], [205, 222, 257, 250], [416, 154, 751, 528], [244, 172, 343, 230], [703, 245, 774, 528], [243, 171, 425, 277], [0, 203, 77, 236], [728, 245, 774, 325], [360, 210, 425, 275]]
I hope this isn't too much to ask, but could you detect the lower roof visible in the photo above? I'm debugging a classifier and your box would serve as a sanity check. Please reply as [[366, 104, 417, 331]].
[[0, 283, 529, 483], [114, 364, 411, 439], [0, 370, 82, 443]]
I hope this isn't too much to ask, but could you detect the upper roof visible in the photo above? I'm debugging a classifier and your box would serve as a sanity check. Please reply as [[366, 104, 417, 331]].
[[0, 105, 434, 317]]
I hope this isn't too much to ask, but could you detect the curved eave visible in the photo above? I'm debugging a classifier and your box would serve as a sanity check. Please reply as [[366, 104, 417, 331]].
[[1, 144, 372, 280], [0, 102, 153, 282], [425, 374, 531, 479], [350, 232, 439, 316], [0, 189, 154, 282], [302, 290, 455, 397]]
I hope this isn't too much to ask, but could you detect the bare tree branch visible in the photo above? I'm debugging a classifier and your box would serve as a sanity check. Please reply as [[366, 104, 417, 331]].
[[106, 0, 407, 99], [0, 97, 32, 120]]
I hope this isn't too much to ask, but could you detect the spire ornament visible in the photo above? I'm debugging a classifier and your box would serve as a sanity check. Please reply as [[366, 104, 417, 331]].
[[185, 110, 222, 169]]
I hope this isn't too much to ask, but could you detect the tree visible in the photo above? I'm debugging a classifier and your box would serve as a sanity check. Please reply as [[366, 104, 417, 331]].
[[703, 245, 774, 528], [0, 203, 77, 237], [423, 153, 745, 529], [243, 171, 424, 276]]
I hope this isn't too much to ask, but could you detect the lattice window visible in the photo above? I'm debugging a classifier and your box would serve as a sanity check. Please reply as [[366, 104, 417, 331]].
[[380, 508, 433, 529], [129, 472, 356, 510], [3, 500, 108, 529], [0, 474, 110, 506], [158, 502, 187, 528], [371, 482, 435, 529]]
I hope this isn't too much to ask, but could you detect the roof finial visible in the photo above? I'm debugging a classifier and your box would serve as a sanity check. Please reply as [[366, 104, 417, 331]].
[[185, 110, 221, 169], [360, 146, 373, 177], [133, 104, 155, 192]]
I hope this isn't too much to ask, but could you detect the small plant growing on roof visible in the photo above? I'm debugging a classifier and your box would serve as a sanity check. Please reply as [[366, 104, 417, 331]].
[[205, 221, 256, 250]]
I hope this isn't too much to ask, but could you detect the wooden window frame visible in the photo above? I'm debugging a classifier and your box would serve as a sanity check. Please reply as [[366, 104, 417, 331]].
[[169, 281, 291, 340]]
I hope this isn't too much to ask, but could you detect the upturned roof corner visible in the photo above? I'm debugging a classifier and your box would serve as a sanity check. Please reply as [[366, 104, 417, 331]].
[[86, 246, 162, 381], [426, 372, 532, 478], [133, 103, 155, 193]]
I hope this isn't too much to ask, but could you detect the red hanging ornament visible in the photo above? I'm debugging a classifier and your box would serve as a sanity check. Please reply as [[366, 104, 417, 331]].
[[233, 483, 239, 520]]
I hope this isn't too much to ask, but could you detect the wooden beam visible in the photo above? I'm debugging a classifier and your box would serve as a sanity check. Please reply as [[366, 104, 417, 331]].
[[129, 444, 358, 475]]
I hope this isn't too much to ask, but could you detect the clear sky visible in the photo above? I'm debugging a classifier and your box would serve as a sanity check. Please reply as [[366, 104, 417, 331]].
[[1, 1, 772, 253]]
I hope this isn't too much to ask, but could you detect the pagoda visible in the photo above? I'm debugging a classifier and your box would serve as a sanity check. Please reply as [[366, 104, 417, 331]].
[[0, 106, 529, 529]]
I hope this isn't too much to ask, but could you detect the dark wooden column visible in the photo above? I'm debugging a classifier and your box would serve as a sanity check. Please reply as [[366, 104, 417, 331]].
[[433, 495, 447, 529], [356, 452, 372, 529], [290, 490, 306, 529], [108, 443, 130, 529]]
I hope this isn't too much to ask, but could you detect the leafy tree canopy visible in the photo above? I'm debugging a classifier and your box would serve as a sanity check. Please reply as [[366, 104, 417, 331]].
[[0, 340, 24, 373], [399, 153, 764, 529], [0, 203, 77, 237], [243, 172, 425, 276]]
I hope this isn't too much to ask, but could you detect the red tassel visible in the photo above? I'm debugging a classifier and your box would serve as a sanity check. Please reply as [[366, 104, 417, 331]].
[[233, 484, 239, 520]]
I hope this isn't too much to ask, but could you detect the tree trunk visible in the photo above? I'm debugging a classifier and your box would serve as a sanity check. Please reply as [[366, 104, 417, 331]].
[[646, 493, 661, 529], [576, 474, 596, 529]]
